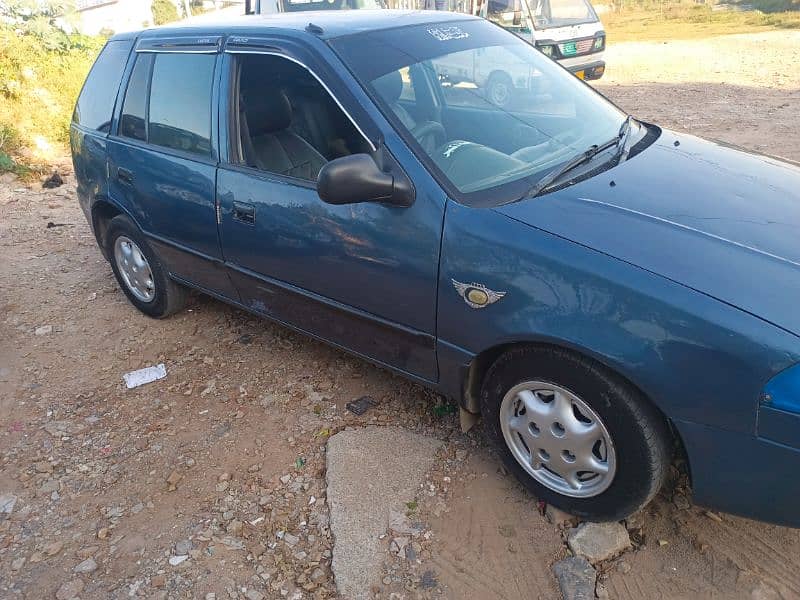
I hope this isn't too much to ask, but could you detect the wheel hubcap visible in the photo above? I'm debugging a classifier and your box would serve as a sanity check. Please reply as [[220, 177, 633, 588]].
[[499, 381, 616, 498], [490, 82, 510, 105], [113, 236, 155, 303]]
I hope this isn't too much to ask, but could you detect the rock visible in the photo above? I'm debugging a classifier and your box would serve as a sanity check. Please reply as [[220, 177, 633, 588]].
[[283, 532, 299, 546], [545, 504, 578, 526], [227, 519, 243, 535], [388, 510, 422, 537], [169, 555, 189, 566], [73, 557, 97, 574], [56, 579, 85, 600], [553, 556, 596, 600], [280, 474, 292, 484], [0, 493, 17, 514], [567, 522, 631, 564], [389, 536, 410, 557], [617, 560, 632, 574], [166, 470, 182, 491], [216, 481, 229, 492], [76, 545, 98, 559], [11, 557, 25, 571], [245, 590, 265, 600], [218, 472, 231, 482], [34, 461, 53, 473], [97, 527, 110, 540], [327, 426, 443, 600], [34, 325, 53, 336], [43, 541, 63, 556], [175, 539, 192, 554], [42, 171, 64, 189], [248, 463, 261, 473], [152, 574, 166, 588]]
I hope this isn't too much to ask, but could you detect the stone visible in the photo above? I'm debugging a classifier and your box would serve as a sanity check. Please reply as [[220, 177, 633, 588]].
[[166, 470, 182, 491], [34, 325, 53, 336], [280, 474, 292, 484], [567, 522, 631, 564], [545, 504, 578, 526], [169, 555, 189, 566], [553, 556, 596, 600], [43, 541, 63, 556], [245, 590, 265, 600], [11, 557, 25, 571], [283, 532, 299, 546], [73, 557, 98, 574], [388, 510, 421, 537], [389, 536, 410, 557], [327, 426, 442, 600], [152, 574, 166, 588], [175, 539, 192, 554], [227, 520, 243, 535], [56, 579, 85, 600], [0, 493, 18, 514], [97, 527, 110, 540]]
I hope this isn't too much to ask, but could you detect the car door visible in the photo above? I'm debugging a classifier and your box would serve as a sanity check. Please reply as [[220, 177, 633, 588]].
[[215, 41, 444, 381], [106, 36, 237, 299]]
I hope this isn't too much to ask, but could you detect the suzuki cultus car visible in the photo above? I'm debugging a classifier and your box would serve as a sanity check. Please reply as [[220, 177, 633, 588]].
[[71, 11, 800, 526]]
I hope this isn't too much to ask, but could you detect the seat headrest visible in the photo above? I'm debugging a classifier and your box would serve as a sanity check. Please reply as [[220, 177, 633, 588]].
[[373, 70, 403, 104], [244, 88, 292, 136]]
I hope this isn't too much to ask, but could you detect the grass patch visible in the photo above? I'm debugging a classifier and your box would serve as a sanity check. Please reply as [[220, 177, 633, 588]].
[[0, 26, 105, 173], [604, 2, 800, 43]]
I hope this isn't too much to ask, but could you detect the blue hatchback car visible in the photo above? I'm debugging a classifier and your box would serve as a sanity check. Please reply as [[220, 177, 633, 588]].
[[71, 10, 800, 526]]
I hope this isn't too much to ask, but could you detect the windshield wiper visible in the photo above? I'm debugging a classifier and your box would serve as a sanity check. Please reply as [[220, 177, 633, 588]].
[[525, 115, 633, 199]]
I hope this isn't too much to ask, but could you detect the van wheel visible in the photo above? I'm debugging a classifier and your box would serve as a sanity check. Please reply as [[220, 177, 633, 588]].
[[106, 215, 185, 319], [480, 345, 671, 521], [486, 71, 513, 107]]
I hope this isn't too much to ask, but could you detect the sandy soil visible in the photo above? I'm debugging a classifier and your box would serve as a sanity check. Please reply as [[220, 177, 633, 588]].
[[1, 30, 799, 600]]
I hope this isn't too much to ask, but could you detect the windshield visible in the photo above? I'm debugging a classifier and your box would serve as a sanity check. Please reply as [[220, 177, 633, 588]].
[[331, 19, 625, 205], [282, 0, 383, 11], [531, 0, 597, 28]]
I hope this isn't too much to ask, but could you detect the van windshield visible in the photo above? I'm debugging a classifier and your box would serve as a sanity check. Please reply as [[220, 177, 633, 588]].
[[530, 0, 597, 28], [282, 0, 383, 10]]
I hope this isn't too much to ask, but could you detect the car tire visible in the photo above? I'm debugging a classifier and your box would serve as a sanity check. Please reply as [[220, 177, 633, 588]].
[[480, 345, 671, 522], [486, 71, 513, 108], [105, 214, 185, 319]]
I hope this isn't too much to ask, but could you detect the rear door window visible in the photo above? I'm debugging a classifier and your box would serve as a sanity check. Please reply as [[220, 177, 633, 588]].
[[147, 53, 215, 156], [73, 40, 132, 132]]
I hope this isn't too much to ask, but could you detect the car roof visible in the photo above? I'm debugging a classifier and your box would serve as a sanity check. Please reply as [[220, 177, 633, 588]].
[[122, 10, 478, 42]]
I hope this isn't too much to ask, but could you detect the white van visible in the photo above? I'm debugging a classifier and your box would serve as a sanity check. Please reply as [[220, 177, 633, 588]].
[[476, 0, 605, 81]]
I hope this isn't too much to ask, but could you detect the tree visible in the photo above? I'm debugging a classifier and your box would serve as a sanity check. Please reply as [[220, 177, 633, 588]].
[[0, 0, 78, 51], [151, 0, 179, 25]]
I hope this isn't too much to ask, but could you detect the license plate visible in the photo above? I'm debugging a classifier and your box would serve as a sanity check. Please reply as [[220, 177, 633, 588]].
[[575, 70, 585, 80], [562, 41, 577, 56]]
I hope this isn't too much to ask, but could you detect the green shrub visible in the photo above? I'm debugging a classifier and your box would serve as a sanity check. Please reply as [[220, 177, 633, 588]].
[[0, 25, 105, 170], [152, 0, 180, 25]]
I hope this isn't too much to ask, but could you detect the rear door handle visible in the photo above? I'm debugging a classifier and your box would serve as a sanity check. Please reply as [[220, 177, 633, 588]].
[[117, 167, 134, 185], [232, 201, 255, 225]]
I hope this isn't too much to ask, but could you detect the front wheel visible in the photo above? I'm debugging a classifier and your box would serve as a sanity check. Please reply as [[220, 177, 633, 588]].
[[486, 71, 514, 108], [481, 346, 671, 521]]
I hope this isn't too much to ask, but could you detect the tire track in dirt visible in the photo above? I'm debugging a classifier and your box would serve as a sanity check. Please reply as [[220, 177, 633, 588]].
[[428, 453, 563, 600]]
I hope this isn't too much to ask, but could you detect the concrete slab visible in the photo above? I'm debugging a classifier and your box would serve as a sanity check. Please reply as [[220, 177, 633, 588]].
[[326, 426, 442, 599]]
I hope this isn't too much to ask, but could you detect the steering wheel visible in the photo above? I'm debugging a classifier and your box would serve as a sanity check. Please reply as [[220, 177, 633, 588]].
[[411, 121, 447, 154]]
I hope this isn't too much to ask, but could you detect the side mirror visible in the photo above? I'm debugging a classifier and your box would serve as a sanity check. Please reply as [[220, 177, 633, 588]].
[[317, 154, 414, 207]]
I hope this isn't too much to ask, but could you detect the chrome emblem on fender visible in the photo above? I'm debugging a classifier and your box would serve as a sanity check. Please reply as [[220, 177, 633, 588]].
[[452, 279, 506, 309]]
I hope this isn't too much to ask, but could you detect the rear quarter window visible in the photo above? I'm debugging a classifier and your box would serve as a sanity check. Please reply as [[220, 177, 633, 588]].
[[73, 40, 133, 133]]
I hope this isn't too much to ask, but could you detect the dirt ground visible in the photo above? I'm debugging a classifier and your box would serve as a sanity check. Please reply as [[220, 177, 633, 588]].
[[2, 30, 800, 600]]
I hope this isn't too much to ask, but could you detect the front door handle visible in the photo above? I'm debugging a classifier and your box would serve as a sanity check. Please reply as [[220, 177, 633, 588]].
[[232, 201, 256, 225], [117, 167, 134, 185]]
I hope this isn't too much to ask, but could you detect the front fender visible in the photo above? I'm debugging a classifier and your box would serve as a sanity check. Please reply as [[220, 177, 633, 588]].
[[437, 201, 800, 435]]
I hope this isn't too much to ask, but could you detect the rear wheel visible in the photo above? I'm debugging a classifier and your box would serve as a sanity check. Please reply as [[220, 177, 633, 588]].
[[106, 215, 185, 319], [481, 345, 671, 521]]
